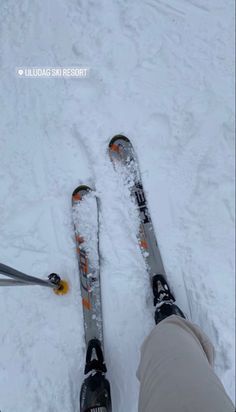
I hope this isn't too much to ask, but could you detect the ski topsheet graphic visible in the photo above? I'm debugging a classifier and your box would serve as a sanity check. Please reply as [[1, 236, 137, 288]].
[[108, 135, 167, 297], [72, 186, 103, 347], [72, 185, 112, 412]]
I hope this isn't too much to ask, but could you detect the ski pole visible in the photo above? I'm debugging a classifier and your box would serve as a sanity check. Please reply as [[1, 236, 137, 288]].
[[0, 263, 69, 295]]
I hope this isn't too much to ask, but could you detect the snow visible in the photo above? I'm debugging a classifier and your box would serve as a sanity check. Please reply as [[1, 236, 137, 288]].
[[0, 0, 235, 411], [72, 190, 99, 270]]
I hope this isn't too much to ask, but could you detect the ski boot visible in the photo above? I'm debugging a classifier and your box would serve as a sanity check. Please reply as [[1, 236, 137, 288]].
[[80, 371, 112, 412], [80, 339, 112, 412], [153, 274, 185, 325]]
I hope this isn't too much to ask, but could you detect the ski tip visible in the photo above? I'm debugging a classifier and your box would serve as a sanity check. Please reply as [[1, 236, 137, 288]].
[[109, 134, 130, 150], [53, 279, 69, 296], [72, 185, 92, 201]]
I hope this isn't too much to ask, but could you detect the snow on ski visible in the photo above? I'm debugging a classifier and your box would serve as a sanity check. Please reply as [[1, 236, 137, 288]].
[[108, 135, 173, 307], [72, 185, 112, 412], [72, 185, 103, 347]]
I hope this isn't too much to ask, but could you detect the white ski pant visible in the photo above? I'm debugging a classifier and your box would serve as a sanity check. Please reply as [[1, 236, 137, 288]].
[[137, 315, 234, 412]]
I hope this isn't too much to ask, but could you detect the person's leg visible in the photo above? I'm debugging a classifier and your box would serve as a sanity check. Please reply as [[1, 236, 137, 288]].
[[137, 315, 235, 412]]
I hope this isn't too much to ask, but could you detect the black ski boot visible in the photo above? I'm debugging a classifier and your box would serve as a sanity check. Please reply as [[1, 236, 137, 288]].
[[80, 340, 112, 412], [80, 371, 112, 412], [153, 274, 185, 325]]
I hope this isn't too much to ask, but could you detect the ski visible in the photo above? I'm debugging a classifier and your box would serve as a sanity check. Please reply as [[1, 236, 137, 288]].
[[72, 185, 112, 412], [108, 135, 168, 307]]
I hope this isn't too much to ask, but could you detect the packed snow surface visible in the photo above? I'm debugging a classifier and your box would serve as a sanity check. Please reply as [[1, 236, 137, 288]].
[[0, 0, 235, 411]]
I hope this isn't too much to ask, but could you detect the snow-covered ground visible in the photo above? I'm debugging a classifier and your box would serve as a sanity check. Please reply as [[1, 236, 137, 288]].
[[0, 0, 235, 411]]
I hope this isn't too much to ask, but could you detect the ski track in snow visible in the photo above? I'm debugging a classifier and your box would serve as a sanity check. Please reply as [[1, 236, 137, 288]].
[[0, 0, 235, 410]]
